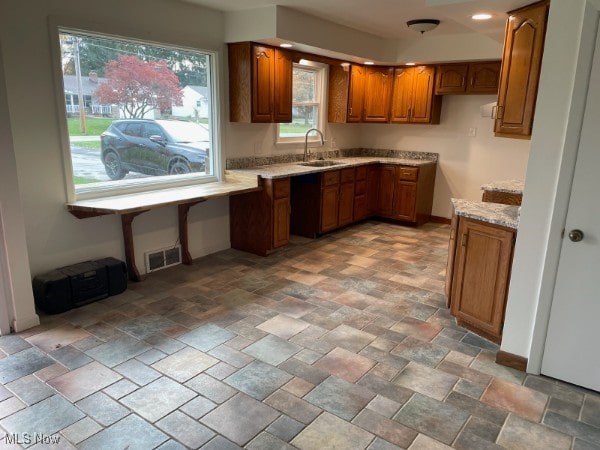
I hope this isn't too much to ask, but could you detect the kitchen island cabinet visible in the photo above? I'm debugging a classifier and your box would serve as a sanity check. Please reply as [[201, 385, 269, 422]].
[[446, 199, 519, 343]]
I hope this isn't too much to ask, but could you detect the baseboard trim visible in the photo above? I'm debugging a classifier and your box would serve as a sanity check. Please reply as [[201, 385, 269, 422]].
[[430, 216, 451, 225], [496, 350, 528, 372]]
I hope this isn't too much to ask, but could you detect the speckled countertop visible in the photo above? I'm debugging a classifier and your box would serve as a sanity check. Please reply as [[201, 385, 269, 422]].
[[480, 180, 524, 194], [451, 198, 519, 230], [230, 157, 436, 179]]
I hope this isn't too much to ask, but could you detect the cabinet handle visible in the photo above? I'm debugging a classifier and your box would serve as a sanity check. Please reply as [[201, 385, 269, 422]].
[[470, 76, 475, 87], [349, 107, 353, 116], [491, 105, 497, 119], [461, 233, 468, 247]]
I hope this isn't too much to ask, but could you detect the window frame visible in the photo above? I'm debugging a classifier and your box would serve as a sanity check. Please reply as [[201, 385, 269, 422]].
[[49, 22, 222, 202], [276, 60, 328, 145]]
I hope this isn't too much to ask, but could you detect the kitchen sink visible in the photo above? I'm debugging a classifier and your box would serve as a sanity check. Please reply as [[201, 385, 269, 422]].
[[298, 160, 344, 167]]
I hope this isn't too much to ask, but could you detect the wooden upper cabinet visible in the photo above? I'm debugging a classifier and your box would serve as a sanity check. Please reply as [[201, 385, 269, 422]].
[[363, 67, 393, 122], [435, 62, 501, 95], [391, 66, 441, 124], [495, 0, 549, 138], [389, 68, 414, 123], [228, 42, 293, 123], [252, 45, 275, 123], [468, 62, 501, 94], [274, 49, 293, 122], [347, 65, 366, 122], [435, 64, 469, 94]]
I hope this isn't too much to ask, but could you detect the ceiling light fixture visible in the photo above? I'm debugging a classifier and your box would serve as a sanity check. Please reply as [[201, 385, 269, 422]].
[[406, 62, 416, 66], [472, 13, 492, 20], [364, 61, 375, 65], [280, 43, 293, 48], [407, 19, 440, 35]]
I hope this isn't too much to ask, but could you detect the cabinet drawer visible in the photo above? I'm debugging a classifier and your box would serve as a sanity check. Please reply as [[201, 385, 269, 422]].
[[355, 165, 367, 181], [398, 167, 418, 181], [340, 168, 355, 184], [322, 170, 340, 187], [355, 180, 367, 195], [273, 178, 290, 199]]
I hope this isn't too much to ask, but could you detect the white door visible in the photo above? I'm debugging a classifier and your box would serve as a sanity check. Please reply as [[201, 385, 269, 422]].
[[541, 25, 600, 392]]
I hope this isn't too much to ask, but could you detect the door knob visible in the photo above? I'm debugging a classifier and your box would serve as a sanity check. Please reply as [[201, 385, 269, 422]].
[[568, 229, 584, 242]]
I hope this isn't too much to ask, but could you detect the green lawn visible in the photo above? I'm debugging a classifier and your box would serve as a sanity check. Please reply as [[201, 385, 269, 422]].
[[73, 176, 100, 185], [71, 140, 101, 150], [68, 117, 113, 136], [279, 122, 314, 136]]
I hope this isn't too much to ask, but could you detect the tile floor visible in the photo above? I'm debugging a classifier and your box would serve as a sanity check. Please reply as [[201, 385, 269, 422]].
[[0, 221, 599, 449]]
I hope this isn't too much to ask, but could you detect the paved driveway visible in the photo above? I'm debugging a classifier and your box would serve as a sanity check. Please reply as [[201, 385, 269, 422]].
[[70, 141, 145, 182]]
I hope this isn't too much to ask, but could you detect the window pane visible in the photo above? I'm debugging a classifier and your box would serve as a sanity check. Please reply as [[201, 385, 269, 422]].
[[293, 68, 316, 102], [280, 105, 319, 137], [59, 30, 213, 188]]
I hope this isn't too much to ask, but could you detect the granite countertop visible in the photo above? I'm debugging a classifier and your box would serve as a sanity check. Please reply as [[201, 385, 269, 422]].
[[480, 179, 524, 194], [230, 156, 436, 179], [451, 198, 520, 230]]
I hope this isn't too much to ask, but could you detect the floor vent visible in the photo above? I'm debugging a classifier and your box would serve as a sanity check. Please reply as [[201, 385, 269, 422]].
[[144, 245, 182, 273]]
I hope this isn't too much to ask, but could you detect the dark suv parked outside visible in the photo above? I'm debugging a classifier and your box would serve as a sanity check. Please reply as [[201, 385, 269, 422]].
[[100, 119, 210, 180]]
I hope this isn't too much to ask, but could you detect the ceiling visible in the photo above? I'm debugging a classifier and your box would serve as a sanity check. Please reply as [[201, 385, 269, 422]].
[[180, 0, 533, 42]]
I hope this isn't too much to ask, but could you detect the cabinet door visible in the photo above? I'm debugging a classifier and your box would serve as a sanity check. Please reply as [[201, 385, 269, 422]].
[[347, 65, 365, 122], [252, 45, 275, 123], [377, 165, 396, 216], [451, 218, 514, 342], [339, 182, 355, 226], [366, 164, 380, 216], [363, 67, 393, 122], [435, 64, 468, 94], [273, 197, 290, 248], [321, 185, 340, 232], [274, 49, 293, 123], [411, 66, 437, 123], [390, 68, 414, 123], [495, 0, 549, 137], [393, 181, 417, 221], [467, 62, 501, 94], [272, 178, 290, 248], [445, 212, 459, 307]]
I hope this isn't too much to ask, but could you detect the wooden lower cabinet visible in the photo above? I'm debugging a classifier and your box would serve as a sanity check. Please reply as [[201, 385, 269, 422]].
[[321, 185, 340, 232], [377, 164, 436, 225], [230, 177, 290, 255], [338, 175, 355, 226], [445, 213, 459, 307], [449, 217, 516, 343]]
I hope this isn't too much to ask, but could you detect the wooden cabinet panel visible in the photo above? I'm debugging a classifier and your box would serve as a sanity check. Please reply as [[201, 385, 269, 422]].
[[252, 45, 275, 123], [273, 197, 290, 248], [495, 0, 549, 138], [228, 42, 292, 123], [328, 64, 350, 123], [363, 67, 393, 122], [451, 218, 515, 343], [274, 49, 293, 123], [321, 185, 340, 232], [390, 68, 414, 123], [366, 165, 379, 216], [468, 62, 501, 94], [393, 181, 417, 221], [348, 65, 366, 122], [411, 66, 439, 124], [353, 195, 367, 221], [339, 182, 355, 226], [322, 170, 340, 186], [377, 165, 396, 216], [391, 66, 441, 124], [435, 61, 501, 95], [445, 212, 459, 307], [230, 177, 290, 255], [435, 64, 468, 94]]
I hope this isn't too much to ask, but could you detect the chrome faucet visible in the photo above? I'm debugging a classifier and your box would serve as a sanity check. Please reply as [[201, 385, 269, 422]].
[[304, 128, 324, 162]]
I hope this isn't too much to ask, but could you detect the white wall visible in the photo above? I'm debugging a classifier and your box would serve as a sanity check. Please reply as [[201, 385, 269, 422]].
[[0, 43, 40, 332], [0, 0, 229, 277], [501, 0, 590, 366], [357, 96, 530, 218]]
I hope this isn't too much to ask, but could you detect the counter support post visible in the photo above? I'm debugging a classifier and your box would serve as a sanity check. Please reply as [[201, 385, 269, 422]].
[[121, 211, 149, 282]]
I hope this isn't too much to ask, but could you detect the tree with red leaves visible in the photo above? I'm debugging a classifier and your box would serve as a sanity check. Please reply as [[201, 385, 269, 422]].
[[94, 55, 183, 118]]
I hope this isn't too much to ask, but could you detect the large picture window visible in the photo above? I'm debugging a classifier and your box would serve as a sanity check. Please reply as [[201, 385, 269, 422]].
[[58, 30, 217, 197]]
